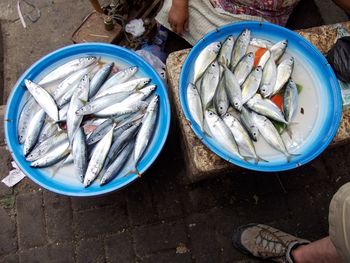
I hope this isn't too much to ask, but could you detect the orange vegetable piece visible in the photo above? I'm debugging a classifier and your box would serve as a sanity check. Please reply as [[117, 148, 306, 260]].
[[271, 94, 284, 111], [254, 47, 267, 67]]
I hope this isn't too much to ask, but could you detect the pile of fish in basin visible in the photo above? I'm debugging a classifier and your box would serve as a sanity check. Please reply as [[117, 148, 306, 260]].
[[184, 27, 322, 168], [14, 47, 165, 190]]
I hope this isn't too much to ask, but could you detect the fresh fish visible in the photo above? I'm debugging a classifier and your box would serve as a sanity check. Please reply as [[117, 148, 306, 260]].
[[218, 36, 234, 66], [104, 123, 140, 169], [30, 139, 70, 167], [224, 65, 242, 111], [250, 111, 297, 162], [97, 66, 138, 95], [257, 50, 270, 68], [204, 109, 242, 158], [94, 85, 155, 117], [67, 74, 90, 144], [23, 109, 46, 156], [249, 38, 273, 49], [26, 132, 68, 162], [72, 127, 88, 183], [259, 53, 277, 98], [86, 119, 113, 145], [246, 94, 288, 124], [58, 103, 69, 122], [241, 66, 263, 104], [18, 97, 40, 144], [222, 112, 266, 164], [214, 76, 229, 116], [193, 41, 221, 83], [233, 52, 255, 85], [272, 57, 294, 96], [283, 79, 299, 122], [95, 78, 150, 99], [84, 125, 114, 187], [230, 29, 251, 70], [270, 40, 288, 63], [131, 96, 159, 175], [200, 61, 220, 110], [38, 56, 97, 86], [100, 141, 135, 185], [240, 106, 259, 142], [24, 80, 59, 121], [37, 120, 58, 144], [52, 66, 92, 101], [187, 83, 203, 130], [89, 62, 114, 98], [76, 91, 131, 116]]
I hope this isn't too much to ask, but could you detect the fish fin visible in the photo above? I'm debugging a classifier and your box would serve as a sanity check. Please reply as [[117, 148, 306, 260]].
[[286, 153, 301, 163], [51, 151, 71, 177], [202, 119, 212, 138], [257, 155, 269, 163], [125, 167, 141, 177], [285, 122, 298, 139]]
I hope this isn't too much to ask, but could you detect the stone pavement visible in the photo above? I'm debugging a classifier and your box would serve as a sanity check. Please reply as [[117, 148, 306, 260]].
[[0, 0, 350, 262]]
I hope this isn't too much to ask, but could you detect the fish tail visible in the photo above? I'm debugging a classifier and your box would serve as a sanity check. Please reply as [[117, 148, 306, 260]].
[[286, 152, 300, 163], [257, 155, 269, 163], [125, 167, 141, 177]]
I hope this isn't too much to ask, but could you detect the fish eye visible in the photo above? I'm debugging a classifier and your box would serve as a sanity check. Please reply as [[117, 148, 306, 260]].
[[234, 102, 239, 106], [220, 106, 223, 110], [209, 112, 213, 116], [262, 88, 266, 92]]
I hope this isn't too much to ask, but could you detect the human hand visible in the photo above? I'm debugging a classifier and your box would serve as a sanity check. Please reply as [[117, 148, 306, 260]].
[[168, 0, 189, 35]]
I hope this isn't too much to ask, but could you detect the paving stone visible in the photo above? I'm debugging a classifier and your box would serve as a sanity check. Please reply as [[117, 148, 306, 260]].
[[133, 220, 188, 257], [140, 251, 192, 263], [183, 178, 225, 214], [0, 254, 18, 263], [0, 111, 5, 146], [150, 172, 183, 220], [74, 202, 128, 238], [213, 209, 246, 262], [0, 207, 16, 255], [0, 183, 13, 197], [76, 238, 105, 263], [43, 190, 73, 243], [71, 190, 126, 211], [14, 178, 41, 194], [186, 210, 221, 263], [321, 145, 350, 188], [105, 231, 135, 263], [19, 242, 75, 263], [278, 159, 332, 192], [285, 189, 324, 237], [126, 180, 158, 226], [0, 147, 12, 194], [235, 191, 289, 224], [16, 192, 46, 249]]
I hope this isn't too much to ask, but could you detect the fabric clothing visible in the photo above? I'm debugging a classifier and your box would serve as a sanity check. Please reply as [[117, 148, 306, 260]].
[[329, 182, 350, 262], [155, 0, 265, 46], [209, 0, 300, 26]]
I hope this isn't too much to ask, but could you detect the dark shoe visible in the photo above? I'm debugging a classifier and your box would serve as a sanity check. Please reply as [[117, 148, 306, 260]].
[[233, 223, 310, 263]]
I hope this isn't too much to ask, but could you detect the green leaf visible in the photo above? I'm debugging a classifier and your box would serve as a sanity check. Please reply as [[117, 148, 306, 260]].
[[272, 119, 286, 134], [296, 83, 303, 94]]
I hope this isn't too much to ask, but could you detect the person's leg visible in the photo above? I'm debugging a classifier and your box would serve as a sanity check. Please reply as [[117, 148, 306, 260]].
[[328, 182, 350, 262], [291, 237, 342, 263]]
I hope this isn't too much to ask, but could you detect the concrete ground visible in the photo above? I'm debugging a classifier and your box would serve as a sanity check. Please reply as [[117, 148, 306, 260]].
[[0, 0, 349, 262]]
